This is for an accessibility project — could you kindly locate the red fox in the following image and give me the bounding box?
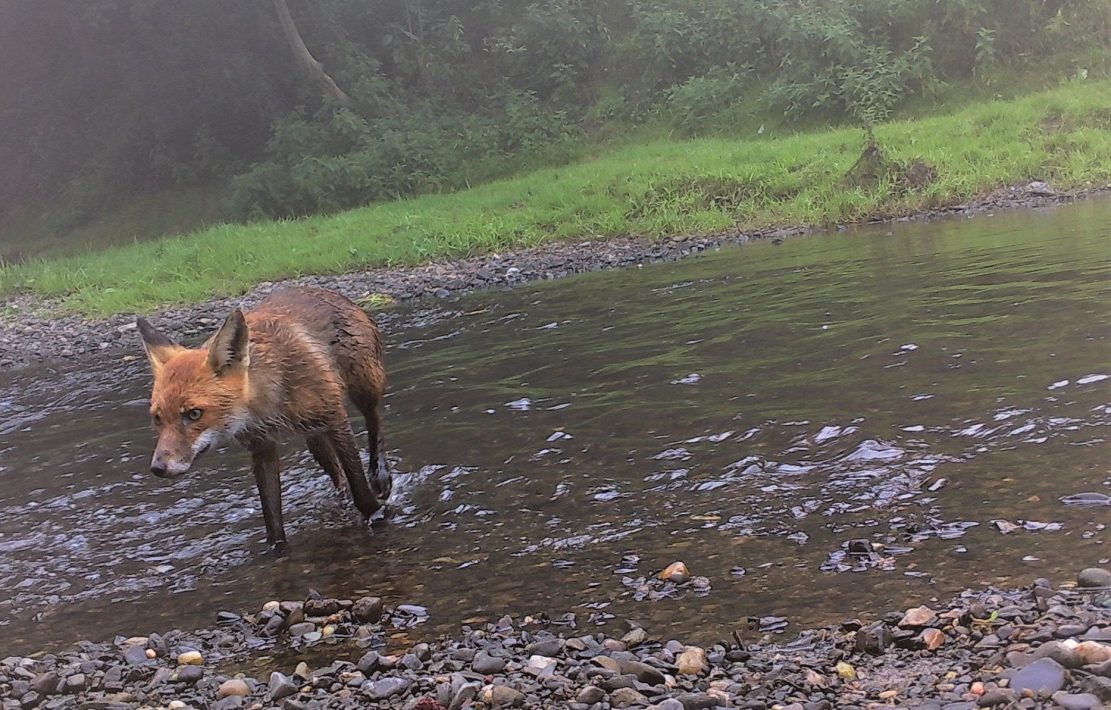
[136,286,392,549]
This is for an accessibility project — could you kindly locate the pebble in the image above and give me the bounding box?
[1077,568,1111,588]
[175,665,203,684]
[351,596,383,623]
[577,686,605,704]
[268,672,298,700]
[611,687,649,707]
[899,605,937,628]
[1050,692,1103,710]
[660,562,689,584]
[472,651,506,675]
[1010,657,1067,695]
[479,684,525,707]
[364,677,411,700]
[177,651,204,666]
[217,678,251,698]
[676,646,708,675]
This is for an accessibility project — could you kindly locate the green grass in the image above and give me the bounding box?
[3,79,1110,317]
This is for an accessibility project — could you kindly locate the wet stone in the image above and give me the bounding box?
[621,660,665,686]
[216,611,242,625]
[121,646,150,667]
[30,674,59,696]
[269,672,298,700]
[576,686,605,704]
[1050,692,1103,710]
[217,678,251,699]
[610,687,649,708]
[675,693,718,709]
[174,665,203,684]
[976,689,1013,706]
[212,697,243,710]
[364,677,410,700]
[287,623,315,637]
[676,646,707,676]
[899,606,937,628]
[356,651,379,674]
[472,651,506,675]
[1010,657,1067,695]
[1077,569,1111,588]
[480,684,525,707]
[176,651,203,666]
[449,682,480,710]
[525,638,564,657]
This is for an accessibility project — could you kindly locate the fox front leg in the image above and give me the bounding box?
[248,438,286,551]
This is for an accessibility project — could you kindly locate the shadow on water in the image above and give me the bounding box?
[0,199,1108,654]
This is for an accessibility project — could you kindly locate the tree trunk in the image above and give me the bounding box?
[271,0,351,104]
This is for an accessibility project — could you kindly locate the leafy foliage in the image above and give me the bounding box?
[2,0,1108,239]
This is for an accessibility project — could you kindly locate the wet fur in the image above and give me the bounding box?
[139,286,391,548]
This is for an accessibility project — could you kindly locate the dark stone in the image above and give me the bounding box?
[216,611,242,625]
[976,689,1013,706]
[576,686,604,704]
[364,677,411,700]
[1077,568,1111,588]
[121,646,150,667]
[303,598,340,617]
[676,693,719,709]
[1050,692,1103,710]
[1009,658,1067,695]
[356,651,379,674]
[526,639,565,657]
[351,597,383,624]
[472,651,506,675]
[269,672,298,700]
[30,673,59,696]
[856,622,892,655]
[212,697,243,710]
[619,660,665,686]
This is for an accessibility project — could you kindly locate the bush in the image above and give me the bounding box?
[230,92,580,220]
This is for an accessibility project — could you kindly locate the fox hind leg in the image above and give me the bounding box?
[327,421,382,519]
[351,392,392,500]
[306,434,346,491]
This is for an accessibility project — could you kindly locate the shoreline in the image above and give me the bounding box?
[0,571,1108,709]
[1,182,1108,373]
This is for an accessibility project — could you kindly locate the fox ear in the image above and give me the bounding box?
[137,318,181,371]
[207,308,250,374]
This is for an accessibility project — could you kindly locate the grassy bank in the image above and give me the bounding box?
[3,80,1110,317]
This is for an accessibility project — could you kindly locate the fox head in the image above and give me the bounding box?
[137,309,251,478]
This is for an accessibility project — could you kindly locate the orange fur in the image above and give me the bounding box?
[138,286,391,548]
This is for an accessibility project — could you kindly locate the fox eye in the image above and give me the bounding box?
[152,413,163,427]
[184,408,204,422]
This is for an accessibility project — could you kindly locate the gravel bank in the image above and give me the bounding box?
[1,568,1109,710]
[1,183,1108,372]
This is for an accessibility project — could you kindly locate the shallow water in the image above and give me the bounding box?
[1,200,1109,654]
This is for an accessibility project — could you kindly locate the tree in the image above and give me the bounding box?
[271,0,350,104]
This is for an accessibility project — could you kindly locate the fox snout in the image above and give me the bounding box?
[149,447,194,478]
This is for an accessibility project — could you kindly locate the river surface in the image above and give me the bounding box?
[1,200,1108,655]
